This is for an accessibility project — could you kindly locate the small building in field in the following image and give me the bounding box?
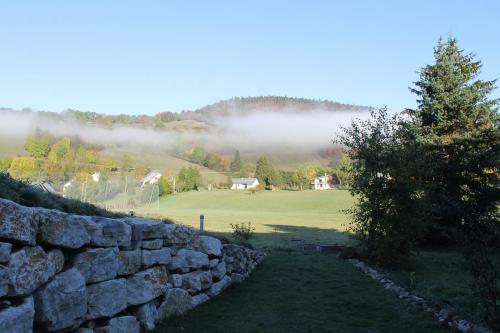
[231,177,259,190]
[141,170,162,187]
[312,174,338,190]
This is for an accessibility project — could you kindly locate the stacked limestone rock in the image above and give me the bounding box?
[0,198,264,333]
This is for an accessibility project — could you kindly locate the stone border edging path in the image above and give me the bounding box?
[349,259,492,333]
[288,239,493,333]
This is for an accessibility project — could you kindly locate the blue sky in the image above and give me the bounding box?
[0,1,499,115]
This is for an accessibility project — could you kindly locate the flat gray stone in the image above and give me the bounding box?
[117,249,142,276]
[141,239,163,250]
[157,288,192,320]
[132,301,158,331]
[178,270,212,295]
[8,246,64,296]
[95,316,140,333]
[0,295,34,333]
[36,209,91,248]
[211,261,226,281]
[191,293,210,307]
[142,248,172,267]
[72,247,120,283]
[90,217,132,248]
[125,218,165,240]
[169,249,209,272]
[199,236,222,257]
[207,275,231,297]
[87,279,127,320]
[209,258,219,268]
[163,224,199,248]
[0,198,38,245]
[0,242,12,263]
[126,266,169,306]
[169,274,183,288]
[33,268,87,331]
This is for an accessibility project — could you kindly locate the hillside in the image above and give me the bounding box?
[0,96,368,191]
[0,96,369,128]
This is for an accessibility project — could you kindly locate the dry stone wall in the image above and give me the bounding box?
[0,198,264,333]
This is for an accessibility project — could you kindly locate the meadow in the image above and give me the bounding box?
[138,189,355,247]
[139,189,471,332]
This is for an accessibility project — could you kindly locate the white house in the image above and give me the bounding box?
[312,174,332,190]
[141,170,162,187]
[231,177,259,190]
[91,172,100,182]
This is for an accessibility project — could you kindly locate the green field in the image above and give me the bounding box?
[139,189,355,247]
[141,189,485,332]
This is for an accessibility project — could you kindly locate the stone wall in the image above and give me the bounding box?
[0,198,264,333]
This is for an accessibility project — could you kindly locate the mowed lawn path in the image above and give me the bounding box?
[155,249,446,333]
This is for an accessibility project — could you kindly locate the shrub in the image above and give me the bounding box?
[230,222,255,243]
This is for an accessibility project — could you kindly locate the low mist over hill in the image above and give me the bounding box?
[0,96,371,169]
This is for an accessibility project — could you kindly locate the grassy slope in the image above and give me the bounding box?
[139,189,355,247]
[156,249,446,333]
[104,149,229,185]
[0,135,25,158]
[0,173,118,217]
[226,151,332,171]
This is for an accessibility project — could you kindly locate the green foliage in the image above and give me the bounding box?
[255,156,276,187]
[48,137,71,162]
[24,135,50,158]
[229,222,255,243]
[189,146,206,165]
[176,166,202,192]
[203,152,228,172]
[333,155,354,189]
[0,158,12,172]
[339,108,425,266]
[295,165,317,190]
[340,37,500,326]
[8,157,41,181]
[230,150,243,175]
[407,37,500,327]
[158,176,173,196]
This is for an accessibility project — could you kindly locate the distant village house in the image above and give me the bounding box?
[231,177,259,190]
[312,174,338,190]
[141,170,162,187]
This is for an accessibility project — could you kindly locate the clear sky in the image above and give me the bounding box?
[1,1,499,115]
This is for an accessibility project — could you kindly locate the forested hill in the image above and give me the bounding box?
[184,96,370,120]
[1,96,370,128]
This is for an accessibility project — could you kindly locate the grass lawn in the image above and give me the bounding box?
[381,249,500,326]
[155,249,447,333]
[138,189,355,247]
[130,189,486,332]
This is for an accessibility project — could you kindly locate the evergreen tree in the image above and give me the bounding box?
[230,150,242,174]
[254,156,274,187]
[408,37,499,235]
[409,37,500,326]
